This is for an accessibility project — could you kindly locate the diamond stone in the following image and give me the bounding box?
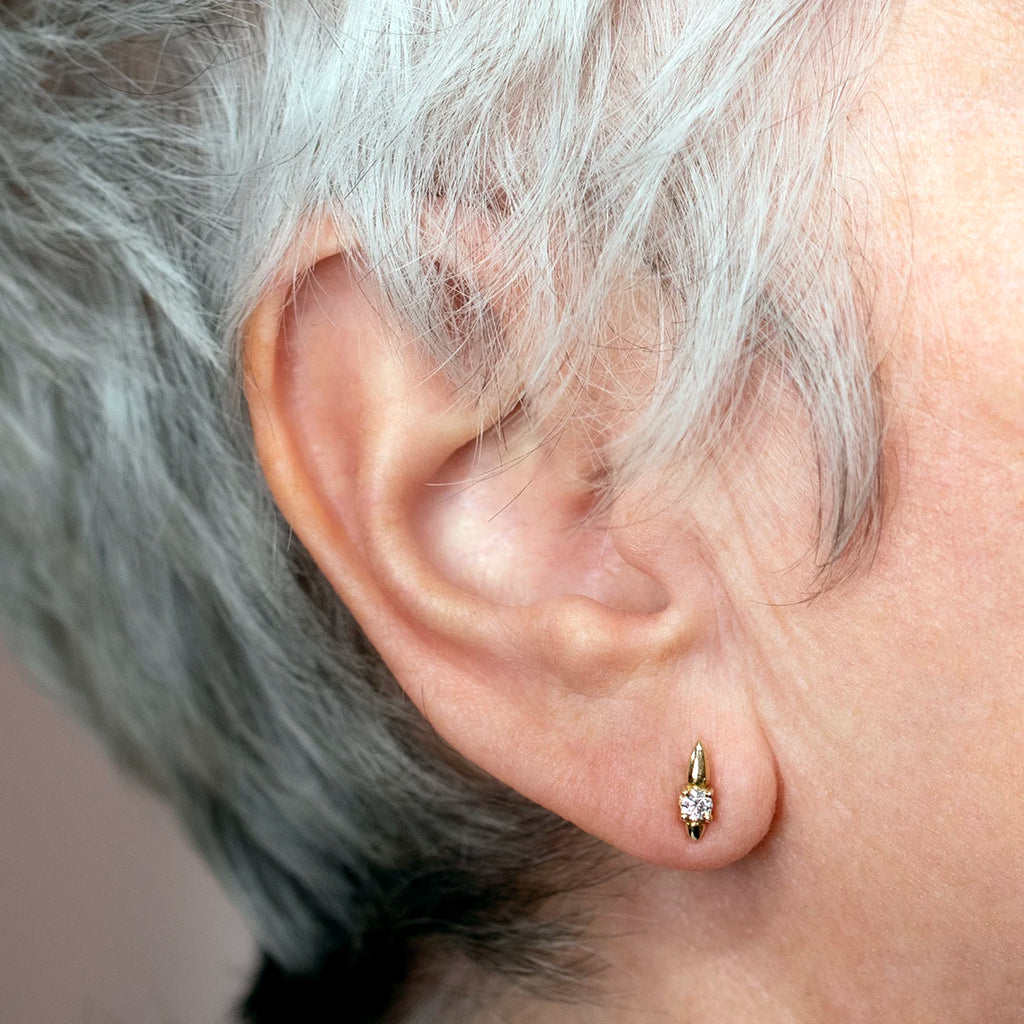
[679,786,714,822]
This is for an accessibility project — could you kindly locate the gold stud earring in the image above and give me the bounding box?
[679,740,714,841]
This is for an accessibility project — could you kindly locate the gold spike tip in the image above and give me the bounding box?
[688,740,707,786]
[687,821,705,842]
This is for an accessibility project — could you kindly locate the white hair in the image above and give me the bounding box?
[0,0,890,1019]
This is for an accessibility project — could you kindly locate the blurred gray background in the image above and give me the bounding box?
[0,648,255,1024]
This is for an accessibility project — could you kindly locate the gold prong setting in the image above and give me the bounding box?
[679,740,714,842]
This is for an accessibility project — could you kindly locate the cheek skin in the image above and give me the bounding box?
[743,0,1024,981]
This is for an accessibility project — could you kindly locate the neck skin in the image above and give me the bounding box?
[490,2,1024,1020]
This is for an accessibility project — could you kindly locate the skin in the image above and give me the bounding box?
[245,0,1024,1019]
[515,2,1024,1020]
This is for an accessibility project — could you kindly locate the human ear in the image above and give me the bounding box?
[244,219,777,871]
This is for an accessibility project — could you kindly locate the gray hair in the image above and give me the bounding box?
[0,0,890,1018]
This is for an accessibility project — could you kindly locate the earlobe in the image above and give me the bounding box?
[244,218,778,872]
